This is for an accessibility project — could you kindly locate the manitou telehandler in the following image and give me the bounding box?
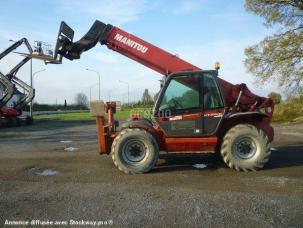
[38,20,274,173]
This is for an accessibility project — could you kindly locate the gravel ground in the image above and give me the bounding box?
[0,120,302,227]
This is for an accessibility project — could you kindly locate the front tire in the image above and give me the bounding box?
[111,128,159,174]
[220,124,271,171]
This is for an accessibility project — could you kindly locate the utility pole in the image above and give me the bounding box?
[108,88,115,102]
[32,69,46,87]
[89,84,98,103]
[31,68,46,116]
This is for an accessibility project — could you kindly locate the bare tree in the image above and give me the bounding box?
[74,93,88,108]
[141,89,153,105]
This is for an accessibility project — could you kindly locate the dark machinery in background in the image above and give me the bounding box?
[0,38,54,127]
[0,22,75,127]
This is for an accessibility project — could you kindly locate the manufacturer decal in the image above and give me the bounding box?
[114,34,148,54]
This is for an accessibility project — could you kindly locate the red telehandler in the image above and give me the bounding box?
[46,20,274,173]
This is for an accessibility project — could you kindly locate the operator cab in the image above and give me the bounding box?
[153,70,225,137]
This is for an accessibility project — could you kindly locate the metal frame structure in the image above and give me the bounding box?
[0,38,42,126]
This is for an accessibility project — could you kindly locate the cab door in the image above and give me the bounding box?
[202,72,225,135]
[154,73,204,137]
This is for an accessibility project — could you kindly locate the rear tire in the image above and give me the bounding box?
[220,124,271,171]
[111,128,159,174]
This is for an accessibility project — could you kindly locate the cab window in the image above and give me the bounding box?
[159,75,200,113]
[203,73,224,110]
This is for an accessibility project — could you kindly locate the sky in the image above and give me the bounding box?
[0,0,278,105]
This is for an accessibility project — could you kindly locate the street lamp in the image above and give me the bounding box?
[30,69,46,117]
[119,80,129,106]
[86,68,101,100]
[89,84,99,103]
[108,88,116,102]
[32,69,46,87]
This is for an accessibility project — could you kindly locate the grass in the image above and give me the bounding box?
[34,108,153,121]
[35,101,303,124]
[34,112,92,121]
[272,96,303,123]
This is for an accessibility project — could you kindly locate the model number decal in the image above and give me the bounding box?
[169,116,182,121]
[204,113,223,117]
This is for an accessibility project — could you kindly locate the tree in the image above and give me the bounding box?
[268,91,282,104]
[244,0,303,93]
[74,93,88,108]
[141,89,153,105]
[64,99,67,109]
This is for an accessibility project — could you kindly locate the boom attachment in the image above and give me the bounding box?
[55,21,111,61]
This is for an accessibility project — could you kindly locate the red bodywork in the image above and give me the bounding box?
[0,108,31,127]
[96,106,274,154]
[1,108,20,117]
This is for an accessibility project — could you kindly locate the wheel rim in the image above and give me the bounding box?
[122,139,148,165]
[232,137,257,160]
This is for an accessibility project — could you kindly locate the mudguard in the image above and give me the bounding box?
[218,111,274,142]
[226,111,269,119]
[119,119,153,131]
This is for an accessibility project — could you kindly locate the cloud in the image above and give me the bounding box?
[58,0,147,25]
